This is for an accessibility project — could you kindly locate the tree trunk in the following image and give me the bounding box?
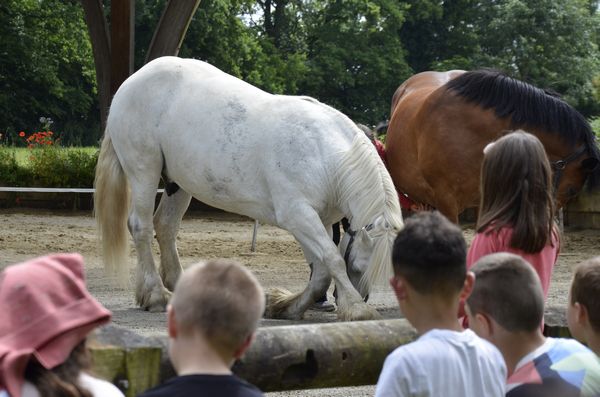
[80,0,111,133]
[81,0,201,132]
[145,0,202,63]
[110,0,135,96]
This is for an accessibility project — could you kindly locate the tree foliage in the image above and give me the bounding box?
[299,0,412,123]
[2,0,600,145]
[474,0,600,115]
[0,0,98,145]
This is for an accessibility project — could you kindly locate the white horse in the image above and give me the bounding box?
[94,56,403,321]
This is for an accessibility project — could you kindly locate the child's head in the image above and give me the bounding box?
[391,211,467,298]
[0,254,111,397]
[478,130,555,253]
[169,259,265,358]
[466,253,544,339]
[568,256,600,341]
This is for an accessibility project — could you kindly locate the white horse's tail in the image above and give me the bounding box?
[94,134,130,285]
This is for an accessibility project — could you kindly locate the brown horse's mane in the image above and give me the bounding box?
[445,69,600,190]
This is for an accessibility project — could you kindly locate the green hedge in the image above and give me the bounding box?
[0,147,98,187]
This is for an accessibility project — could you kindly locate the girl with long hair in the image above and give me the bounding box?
[467,130,560,300]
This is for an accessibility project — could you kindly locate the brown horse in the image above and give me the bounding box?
[385,69,600,222]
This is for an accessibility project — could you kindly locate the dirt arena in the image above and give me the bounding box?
[1,208,598,396]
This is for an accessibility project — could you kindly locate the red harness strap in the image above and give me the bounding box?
[374,139,432,212]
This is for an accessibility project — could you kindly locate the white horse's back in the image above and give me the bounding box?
[107,56,356,223]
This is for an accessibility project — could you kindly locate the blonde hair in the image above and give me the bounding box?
[171,259,265,354]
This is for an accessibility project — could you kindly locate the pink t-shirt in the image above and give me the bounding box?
[467,226,560,298]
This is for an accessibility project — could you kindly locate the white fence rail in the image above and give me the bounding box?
[0,187,261,249]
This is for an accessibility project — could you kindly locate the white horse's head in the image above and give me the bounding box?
[339,215,398,300]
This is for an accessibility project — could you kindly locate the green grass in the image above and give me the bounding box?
[7,147,98,166]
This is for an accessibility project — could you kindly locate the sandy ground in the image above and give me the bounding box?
[0,209,598,396]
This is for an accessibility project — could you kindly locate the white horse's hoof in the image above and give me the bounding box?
[136,286,171,312]
[337,302,381,321]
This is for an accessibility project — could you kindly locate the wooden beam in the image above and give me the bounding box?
[90,307,573,392]
[145,0,201,63]
[110,0,135,95]
[80,0,111,130]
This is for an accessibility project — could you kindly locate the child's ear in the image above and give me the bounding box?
[574,302,589,326]
[233,333,255,360]
[472,311,494,340]
[460,272,476,301]
[167,304,178,338]
[390,275,408,300]
[476,313,493,337]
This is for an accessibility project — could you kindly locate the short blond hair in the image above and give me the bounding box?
[171,259,265,353]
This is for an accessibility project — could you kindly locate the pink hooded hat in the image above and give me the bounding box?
[0,253,111,397]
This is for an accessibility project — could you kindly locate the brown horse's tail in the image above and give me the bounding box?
[94,134,130,286]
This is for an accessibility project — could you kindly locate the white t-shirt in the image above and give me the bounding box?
[375,328,507,397]
[0,372,124,397]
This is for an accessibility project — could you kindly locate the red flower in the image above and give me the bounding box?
[19,131,25,137]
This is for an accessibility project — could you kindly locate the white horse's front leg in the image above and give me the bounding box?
[128,189,171,312]
[268,207,380,321]
[321,249,381,321]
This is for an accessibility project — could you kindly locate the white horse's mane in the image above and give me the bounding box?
[335,132,403,289]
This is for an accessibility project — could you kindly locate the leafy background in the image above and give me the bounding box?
[1,0,600,146]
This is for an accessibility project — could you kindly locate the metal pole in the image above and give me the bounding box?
[251,219,259,252]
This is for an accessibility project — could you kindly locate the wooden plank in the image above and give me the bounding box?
[565,189,600,229]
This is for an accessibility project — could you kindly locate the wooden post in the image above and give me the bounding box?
[82,0,200,130]
[80,0,111,131]
[110,0,135,96]
[145,0,202,63]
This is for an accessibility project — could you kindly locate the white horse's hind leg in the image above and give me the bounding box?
[153,188,192,290]
[128,183,171,312]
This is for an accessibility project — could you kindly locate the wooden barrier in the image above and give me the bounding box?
[87,305,575,394]
[88,326,165,397]
[565,189,600,229]
[0,188,218,211]
[89,319,417,394]
[233,319,416,391]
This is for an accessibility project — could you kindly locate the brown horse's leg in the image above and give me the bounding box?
[433,200,460,224]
